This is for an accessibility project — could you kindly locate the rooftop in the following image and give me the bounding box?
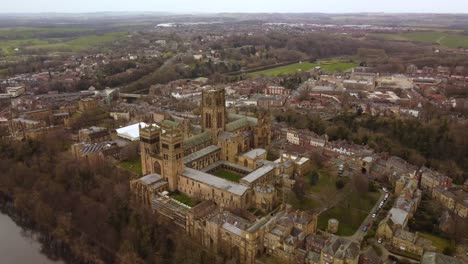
[241,148,266,159]
[389,207,409,226]
[183,131,212,150]
[116,122,157,141]
[138,173,163,185]
[184,145,220,165]
[421,252,463,264]
[241,164,276,184]
[181,167,249,196]
[274,153,309,165]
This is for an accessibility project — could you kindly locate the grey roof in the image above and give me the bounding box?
[218,131,236,141]
[79,142,108,154]
[389,208,409,226]
[227,112,258,125]
[225,117,250,132]
[181,167,248,196]
[184,145,220,165]
[311,86,336,92]
[323,236,360,260]
[421,252,463,264]
[241,148,266,159]
[12,118,40,125]
[183,131,212,150]
[222,222,244,236]
[151,180,168,190]
[395,229,415,242]
[241,164,275,184]
[138,173,163,185]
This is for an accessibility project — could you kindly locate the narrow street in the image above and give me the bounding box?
[347,190,386,242]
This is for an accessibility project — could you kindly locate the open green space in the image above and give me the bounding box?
[249,60,357,77]
[0,31,127,56]
[213,169,243,182]
[171,192,199,207]
[373,32,468,48]
[417,232,450,253]
[317,190,380,236]
[306,169,336,193]
[120,158,142,176]
[0,27,92,38]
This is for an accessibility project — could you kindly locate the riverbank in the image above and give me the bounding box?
[0,192,86,264]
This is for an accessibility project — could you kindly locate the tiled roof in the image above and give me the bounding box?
[225,117,249,132]
[181,167,248,196]
[184,145,220,165]
[183,131,212,150]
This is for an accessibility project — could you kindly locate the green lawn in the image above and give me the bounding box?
[418,232,450,252]
[120,158,142,176]
[287,191,320,211]
[307,169,336,193]
[0,31,127,56]
[0,27,92,38]
[317,191,380,236]
[0,38,51,55]
[171,192,199,207]
[373,32,468,48]
[249,60,357,77]
[213,169,243,182]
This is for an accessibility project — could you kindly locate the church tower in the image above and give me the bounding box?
[254,110,271,147]
[160,124,184,192]
[201,88,226,142]
[139,124,161,175]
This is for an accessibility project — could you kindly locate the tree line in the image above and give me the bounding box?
[0,131,216,264]
[275,110,468,184]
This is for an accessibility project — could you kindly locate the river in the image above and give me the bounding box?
[0,212,64,264]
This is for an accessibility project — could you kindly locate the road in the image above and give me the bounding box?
[347,190,387,242]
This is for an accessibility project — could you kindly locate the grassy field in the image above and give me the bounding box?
[0,31,127,56]
[287,192,320,211]
[171,192,199,207]
[307,169,336,193]
[418,232,450,252]
[120,158,142,176]
[373,32,468,48]
[318,190,380,236]
[249,60,357,77]
[213,169,243,182]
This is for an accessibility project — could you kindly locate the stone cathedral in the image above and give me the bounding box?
[131,87,317,264]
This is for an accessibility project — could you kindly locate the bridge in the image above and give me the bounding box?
[119,93,146,99]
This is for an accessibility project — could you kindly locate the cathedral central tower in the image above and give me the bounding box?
[201,88,226,141]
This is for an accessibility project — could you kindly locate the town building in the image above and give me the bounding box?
[130,87,320,263]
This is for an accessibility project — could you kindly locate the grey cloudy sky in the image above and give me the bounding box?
[2,0,468,13]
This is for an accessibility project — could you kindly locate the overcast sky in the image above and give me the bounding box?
[2,0,468,13]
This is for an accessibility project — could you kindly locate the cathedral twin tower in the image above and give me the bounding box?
[140,88,228,192]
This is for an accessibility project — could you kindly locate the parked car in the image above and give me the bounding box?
[362,226,368,232]
[372,213,377,219]
[378,237,382,243]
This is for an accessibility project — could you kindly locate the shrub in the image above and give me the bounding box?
[335,179,345,189]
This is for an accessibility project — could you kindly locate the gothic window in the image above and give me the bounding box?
[205,113,212,128]
[217,112,223,128]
